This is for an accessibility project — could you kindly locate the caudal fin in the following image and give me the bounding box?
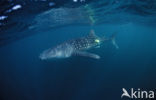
[110,33,119,49]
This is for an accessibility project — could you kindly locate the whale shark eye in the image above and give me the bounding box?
[95,39,100,43]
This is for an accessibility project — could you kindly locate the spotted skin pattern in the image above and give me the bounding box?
[68,34,100,51]
[39,30,116,60]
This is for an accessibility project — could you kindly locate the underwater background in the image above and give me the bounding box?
[0,0,156,100]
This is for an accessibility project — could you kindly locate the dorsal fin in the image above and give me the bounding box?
[88,30,96,37]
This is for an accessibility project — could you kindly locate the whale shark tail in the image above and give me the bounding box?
[110,32,119,49]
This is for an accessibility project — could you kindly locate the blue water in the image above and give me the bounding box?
[0,0,156,100]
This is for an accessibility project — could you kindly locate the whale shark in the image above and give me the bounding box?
[39,30,118,60]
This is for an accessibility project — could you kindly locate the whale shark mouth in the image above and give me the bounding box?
[39,43,75,60]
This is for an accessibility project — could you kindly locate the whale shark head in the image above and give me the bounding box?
[39,43,74,60]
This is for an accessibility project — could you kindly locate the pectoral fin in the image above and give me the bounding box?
[74,51,100,59]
